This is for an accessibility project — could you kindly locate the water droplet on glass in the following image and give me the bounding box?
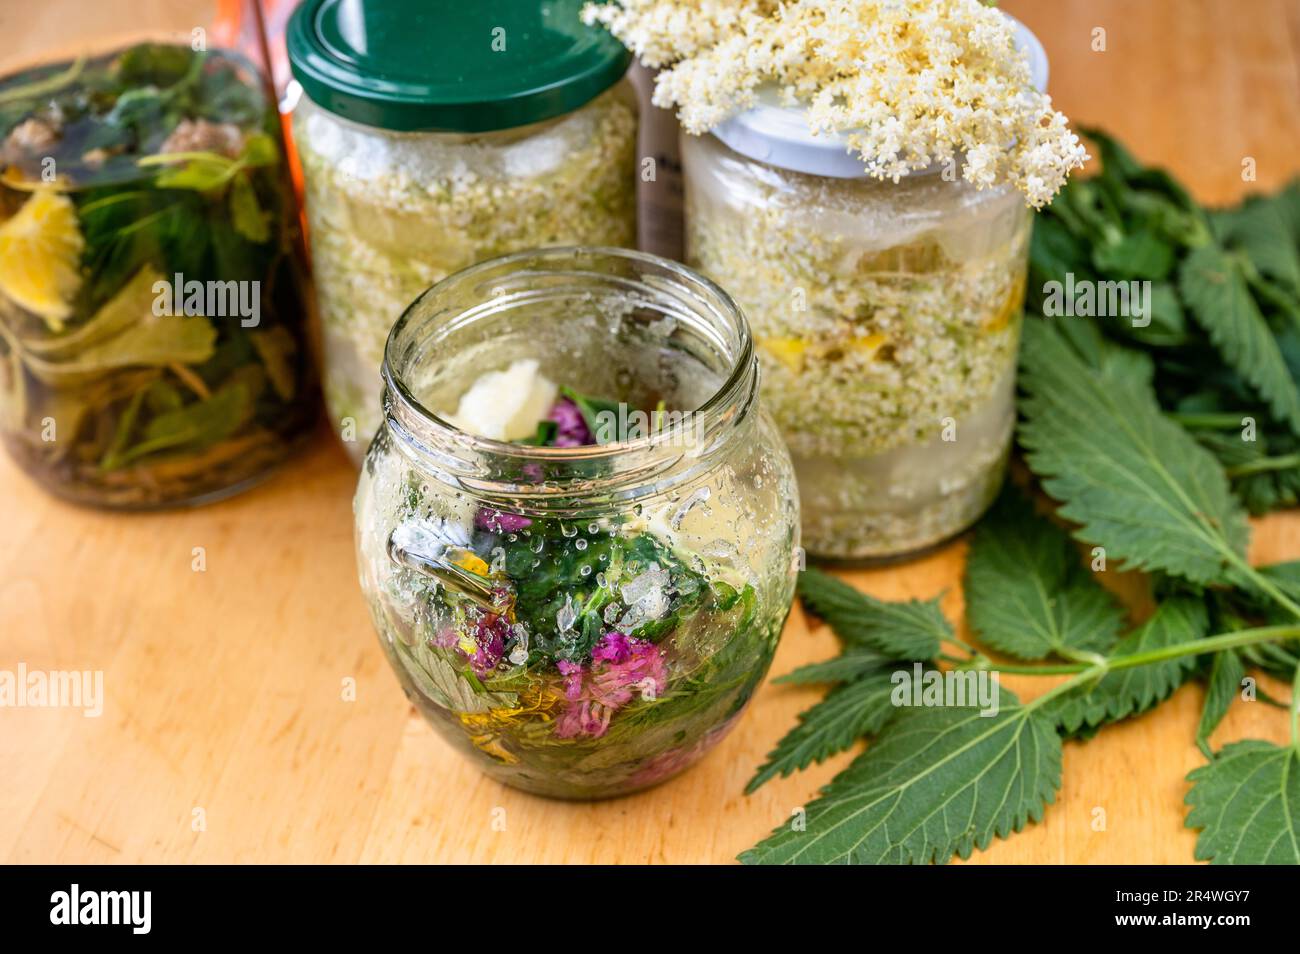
[703,538,738,560]
[575,538,588,551]
[670,486,712,530]
[556,595,577,633]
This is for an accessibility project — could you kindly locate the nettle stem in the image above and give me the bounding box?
[1226,453,1300,478]
[1108,625,1300,670]
[1291,664,1300,756]
[962,624,1300,679]
[1226,553,1300,621]
[1167,411,1253,430]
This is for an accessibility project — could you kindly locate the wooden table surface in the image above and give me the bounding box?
[3,0,1300,865]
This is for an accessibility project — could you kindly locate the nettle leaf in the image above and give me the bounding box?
[394,638,516,715]
[1195,650,1246,758]
[965,488,1124,660]
[1091,229,1176,282]
[773,646,890,685]
[740,693,1062,864]
[1211,196,1300,294]
[1185,740,1300,864]
[1260,559,1300,601]
[797,569,948,660]
[746,667,899,794]
[1179,244,1300,435]
[1042,596,1208,735]
[1019,319,1250,586]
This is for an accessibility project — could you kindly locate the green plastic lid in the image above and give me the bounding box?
[287,0,631,133]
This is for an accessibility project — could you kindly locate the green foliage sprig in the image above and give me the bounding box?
[742,132,1300,865]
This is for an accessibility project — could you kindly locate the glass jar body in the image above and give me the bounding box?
[0,7,318,508]
[293,82,639,464]
[353,249,798,799]
[683,133,1031,560]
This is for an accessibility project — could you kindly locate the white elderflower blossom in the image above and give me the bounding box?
[583,0,1087,207]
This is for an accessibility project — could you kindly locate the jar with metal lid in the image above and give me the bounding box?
[287,0,639,464]
[354,247,798,799]
[0,1,317,508]
[683,18,1046,560]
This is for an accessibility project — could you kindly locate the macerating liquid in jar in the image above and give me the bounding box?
[682,18,1048,560]
[354,248,799,798]
[0,13,317,508]
[288,0,639,464]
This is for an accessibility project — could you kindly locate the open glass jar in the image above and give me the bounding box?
[355,248,799,799]
[288,0,639,464]
[683,19,1045,560]
[0,2,317,508]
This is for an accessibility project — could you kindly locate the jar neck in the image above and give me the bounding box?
[381,247,759,518]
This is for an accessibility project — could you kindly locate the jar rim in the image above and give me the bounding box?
[379,247,759,507]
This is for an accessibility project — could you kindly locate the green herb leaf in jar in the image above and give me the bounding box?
[0,42,316,507]
[356,250,799,801]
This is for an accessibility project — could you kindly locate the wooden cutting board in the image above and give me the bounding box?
[2,0,1299,863]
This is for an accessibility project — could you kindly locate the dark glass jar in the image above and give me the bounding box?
[0,3,317,507]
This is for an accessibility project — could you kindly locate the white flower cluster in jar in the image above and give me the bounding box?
[584,0,1087,207]
[683,134,1030,558]
[293,86,638,457]
[685,145,1030,461]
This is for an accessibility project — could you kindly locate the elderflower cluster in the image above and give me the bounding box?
[582,0,1087,207]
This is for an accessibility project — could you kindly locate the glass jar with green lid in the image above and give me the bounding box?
[288,0,639,464]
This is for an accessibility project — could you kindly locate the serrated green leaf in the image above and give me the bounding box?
[1042,596,1207,734]
[1179,244,1300,434]
[740,694,1062,864]
[1185,740,1300,864]
[1196,650,1246,758]
[773,646,890,685]
[1019,319,1250,586]
[965,487,1124,661]
[1260,560,1300,601]
[797,569,948,660]
[1092,229,1176,281]
[1211,196,1300,294]
[393,638,516,714]
[746,667,900,794]
[1029,214,1091,290]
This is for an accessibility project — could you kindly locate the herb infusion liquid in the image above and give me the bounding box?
[683,17,1047,560]
[0,11,317,508]
[354,248,799,798]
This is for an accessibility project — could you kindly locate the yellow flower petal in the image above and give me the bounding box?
[0,190,84,331]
